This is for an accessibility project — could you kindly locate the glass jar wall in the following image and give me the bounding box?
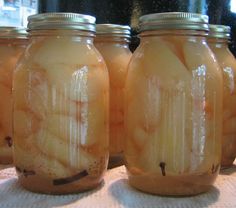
[208,25,236,168]
[0,27,28,165]
[12,13,109,194]
[124,13,223,196]
[95,24,132,168]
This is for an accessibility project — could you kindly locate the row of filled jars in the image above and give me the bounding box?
[0,12,235,196]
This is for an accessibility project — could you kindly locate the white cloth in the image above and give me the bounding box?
[0,164,236,208]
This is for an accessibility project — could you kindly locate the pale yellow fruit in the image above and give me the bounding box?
[183,39,222,172]
[141,37,191,84]
[35,129,99,170]
[125,38,222,176]
[95,42,131,88]
[14,110,42,139]
[13,36,109,186]
[33,38,102,67]
[14,144,73,179]
[161,36,186,66]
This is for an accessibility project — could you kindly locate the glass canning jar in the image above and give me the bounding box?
[0,27,28,165]
[124,12,223,196]
[12,13,109,194]
[94,24,132,168]
[208,25,236,168]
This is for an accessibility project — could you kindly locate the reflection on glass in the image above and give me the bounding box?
[231,0,236,13]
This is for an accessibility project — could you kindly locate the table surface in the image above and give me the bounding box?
[0,163,236,208]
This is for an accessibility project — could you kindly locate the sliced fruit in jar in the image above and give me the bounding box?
[142,38,191,85]
[14,110,42,138]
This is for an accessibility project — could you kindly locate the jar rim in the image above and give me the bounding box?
[208,24,231,39]
[27,12,96,33]
[96,24,131,38]
[139,12,209,32]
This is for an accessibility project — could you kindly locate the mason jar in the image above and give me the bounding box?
[208,25,236,168]
[124,12,223,196]
[94,24,132,168]
[13,13,109,194]
[0,27,28,165]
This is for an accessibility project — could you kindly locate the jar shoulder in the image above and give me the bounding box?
[21,37,105,67]
[95,43,132,60]
[211,47,236,70]
[14,37,109,89]
[129,37,220,76]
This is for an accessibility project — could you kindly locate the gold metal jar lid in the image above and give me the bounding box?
[208,24,231,39]
[28,12,96,32]
[0,27,28,39]
[139,12,209,32]
[96,24,131,38]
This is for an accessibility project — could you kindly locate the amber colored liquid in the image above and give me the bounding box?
[125,35,222,196]
[127,167,219,196]
[95,39,132,168]
[13,36,109,194]
[0,40,27,165]
[209,40,236,168]
[16,155,108,194]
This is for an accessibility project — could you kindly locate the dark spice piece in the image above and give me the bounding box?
[15,166,22,173]
[211,164,215,173]
[159,162,166,176]
[23,169,36,177]
[5,136,12,147]
[16,166,36,177]
[53,170,88,186]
